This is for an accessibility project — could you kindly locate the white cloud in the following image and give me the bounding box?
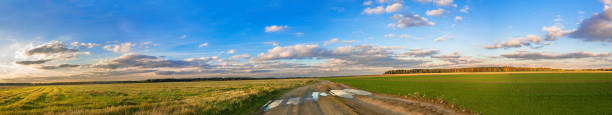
[264,25,289,32]
[363,6,385,14]
[568,2,612,42]
[434,36,455,42]
[179,34,187,39]
[414,0,455,7]
[199,43,208,48]
[460,5,469,13]
[388,13,435,28]
[542,25,575,41]
[26,41,78,56]
[426,8,446,16]
[103,42,134,53]
[20,41,90,61]
[391,14,404,20]
[226,49,235,54]
[257,44,428,67]
[385,3,403,13]
[184,56,219,62]
[324,38,354,46]
[455,16,463,22]
[385,33,412,39]
[384,33,397,38]
[363,1,373,5]
[92,53,210,69]
[70,42,98,49]
[230,54,251,59]
[604,0,612,9]
[435,0,455,6]
[484,35,544,49]
[399,34,411,39]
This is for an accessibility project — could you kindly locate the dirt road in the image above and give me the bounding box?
[261,81,470,115]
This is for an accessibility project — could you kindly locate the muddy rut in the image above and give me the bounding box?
[261,81,470,115]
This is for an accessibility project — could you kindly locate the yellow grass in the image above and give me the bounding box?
[0,79,313,114]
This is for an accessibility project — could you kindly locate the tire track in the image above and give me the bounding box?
[263,81,469,115]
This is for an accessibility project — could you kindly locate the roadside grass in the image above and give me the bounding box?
[323,73,612,115]
[0,79,314,114]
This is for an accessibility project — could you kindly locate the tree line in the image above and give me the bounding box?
[384,67,612,74]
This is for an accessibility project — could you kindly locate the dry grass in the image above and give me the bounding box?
[0,79,314,115]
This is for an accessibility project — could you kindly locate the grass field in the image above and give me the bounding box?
[323,73,612,115]
[0,79,313,114]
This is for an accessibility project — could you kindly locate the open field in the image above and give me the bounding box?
[323,72,612,115]
[0,79,313,114]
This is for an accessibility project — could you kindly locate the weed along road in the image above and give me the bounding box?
[261,81,469,115]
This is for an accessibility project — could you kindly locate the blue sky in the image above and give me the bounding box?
[0,0,610,82]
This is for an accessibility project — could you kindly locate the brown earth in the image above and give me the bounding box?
[261,81,471,115]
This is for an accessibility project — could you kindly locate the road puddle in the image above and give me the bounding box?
[329,89,371,99]
[287,97,301,105]
[264,99,284,111]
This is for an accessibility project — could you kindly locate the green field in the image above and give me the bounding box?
[0,79,312,114]
[324,73,612,115]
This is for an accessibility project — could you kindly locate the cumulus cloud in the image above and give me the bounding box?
[426,8,446,16]
[264,25,289,32]
[391,14,404,20]
[26,41,78,56]
[199,43,209,48]
[15,59,52,65]
[257,44,326,60]
[484,35,544,49]
[363,6,385,14]
[568,3,612,42]
[388,13,435,29]
[501,51,610,60]
[230,54,251,59]
[385,3,403,13]
[92,53,210,69]
[39,64,80,70]
[21,41,90,61]
[257,44,428,67]
[434,36,455,42]
[435,0,455,6]
[103,42,134,53]
[542,25,575,41]
[403,48,440,57]
[455,16,463,22]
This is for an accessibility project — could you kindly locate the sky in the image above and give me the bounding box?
[0,0,611,83]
